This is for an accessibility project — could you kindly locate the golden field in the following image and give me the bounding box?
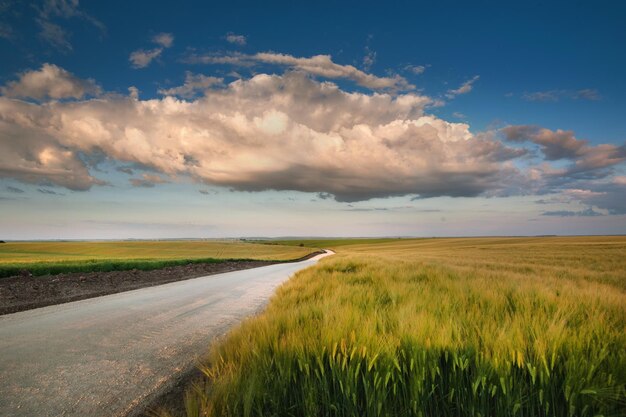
[170,236,626,417]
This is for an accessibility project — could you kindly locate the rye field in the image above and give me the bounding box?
[0,240,316,278]
[173,236,626,417]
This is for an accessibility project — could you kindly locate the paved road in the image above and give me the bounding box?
[0,251,332,417]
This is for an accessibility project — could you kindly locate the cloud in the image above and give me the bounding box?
[225,32,246,45]
[502,126,625,175]
[522,89,601,102]
[129,48,163,69]
[542,207,603,217]
[362,47,376,71]
[153,32,173,48]
[0,63,101,100]
[186,52,414,91]
[37,19,72,51]
[158,72,223,98]
[129,32,174,69]
[6,186,24,193]
[37,188,62,195]
[574,88,601,101]
[446,76,479,99]
[129,173,169,188]
[563,183,626,215]
[116,166,134,175]
[404,65,426,75]
[35,0,105,52]
[0,68,531,201]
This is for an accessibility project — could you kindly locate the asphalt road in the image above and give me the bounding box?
[0,251,332,417]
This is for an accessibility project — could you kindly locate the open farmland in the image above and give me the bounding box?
[0,240,317,278]
[170,236,626,417]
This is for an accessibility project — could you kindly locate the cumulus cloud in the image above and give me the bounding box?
[225,32,246,45]
[446,76,479,99]
[502,125,625,174]
[502,126,625,214]
[158,72,223,98]
[1,63,622,208]
[186,52,414,91]
[0,68,531,201]
[0,63,101,100]
[129,32,174,68]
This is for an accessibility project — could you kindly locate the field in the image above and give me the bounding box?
[169,236,626,417]
[0,240,316,278]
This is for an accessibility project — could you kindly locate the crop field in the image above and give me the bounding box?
[172,236,626,417]
[0,240,316,278]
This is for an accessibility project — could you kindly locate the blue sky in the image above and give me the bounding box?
[0,0,625,239]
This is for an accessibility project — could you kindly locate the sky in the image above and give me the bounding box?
[0,0,625,239]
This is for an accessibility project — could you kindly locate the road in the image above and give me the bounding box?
[0,251,332,417]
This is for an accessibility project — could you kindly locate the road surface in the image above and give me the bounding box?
[0,251,332,417]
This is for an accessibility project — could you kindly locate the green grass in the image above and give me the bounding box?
[164,236,626,417]
[0,240,317,278]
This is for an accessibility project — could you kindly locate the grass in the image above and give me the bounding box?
[0,240,317,278]
[162,236,626,417]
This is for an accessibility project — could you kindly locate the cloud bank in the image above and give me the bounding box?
[0,62,623,211]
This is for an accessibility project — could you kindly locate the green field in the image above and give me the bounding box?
[0,240,317,278]
[170,236,626,417]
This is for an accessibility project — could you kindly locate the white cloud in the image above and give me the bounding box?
[446,75,479,98]
[0,69,526,201]
[129,32,174,69]
[129,48,163,69]
[186,52,414,91]
[225,32,246,45]
[3,64,621,207]
[0,63,101,100]
[405,65,426,75]
[153,32,174,48]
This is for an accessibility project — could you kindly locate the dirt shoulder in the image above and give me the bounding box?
[0,252,323,316]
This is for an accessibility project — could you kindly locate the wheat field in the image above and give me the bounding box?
[0,240,316,277]
[169,236,626,417]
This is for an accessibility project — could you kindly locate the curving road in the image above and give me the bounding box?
[0,251,332,417]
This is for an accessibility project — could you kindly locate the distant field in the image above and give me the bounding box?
[0,241,316,278]
[175,236,626,417]
[259,238,403,249]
